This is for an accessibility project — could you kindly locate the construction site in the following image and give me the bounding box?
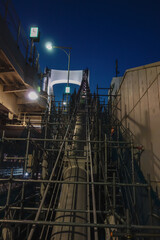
[0,0,160,239]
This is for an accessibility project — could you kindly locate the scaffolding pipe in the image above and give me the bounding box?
[0,178,150,187]
[27,111,75,240]
[1,219,160,230]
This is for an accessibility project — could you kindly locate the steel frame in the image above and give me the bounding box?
[0,82,160,240]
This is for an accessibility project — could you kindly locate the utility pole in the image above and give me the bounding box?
[115,59,120,77]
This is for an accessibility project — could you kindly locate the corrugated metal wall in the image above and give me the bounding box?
[115,62,160,194]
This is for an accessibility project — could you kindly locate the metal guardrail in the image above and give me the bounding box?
[0,167,23,176]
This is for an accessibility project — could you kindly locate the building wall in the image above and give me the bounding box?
[115,62,160,194]
[110,77,123,95]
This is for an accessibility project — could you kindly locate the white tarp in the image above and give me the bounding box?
[49,69,83,87]
[43,69,89,95]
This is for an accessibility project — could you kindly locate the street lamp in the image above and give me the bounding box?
[28,91,38,100]
[28,90,52,118]
[28,91,51,105]
[45,42,53,51]
[45,42,71,106]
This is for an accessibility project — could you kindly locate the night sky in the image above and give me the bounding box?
[12,0,160,98]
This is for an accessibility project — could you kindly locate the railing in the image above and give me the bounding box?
[0,0,40,70]
[0,167,23,177]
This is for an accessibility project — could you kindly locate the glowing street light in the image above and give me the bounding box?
[45,42,53,51]
[28,91,38,100]
[28,91,49,102]
[28,91,51,111]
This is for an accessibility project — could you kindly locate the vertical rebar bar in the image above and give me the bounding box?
[0,130,5,163]
[131,138,136,206]
[113,172,116,213]
[126,209,131,238]
[147,174,153,225]
[86,124,91,240]
[6,168,13,207]
[24,129,30,174]
[41,108,49,198]
[88,129,98,240]
[98,118,101,210]
[104,134,108,212]
[104,134,108,183]
[18,129,30,238]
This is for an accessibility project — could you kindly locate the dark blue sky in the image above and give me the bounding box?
[12,0,160,94]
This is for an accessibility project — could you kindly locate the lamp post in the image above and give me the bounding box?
[45,42,72,107]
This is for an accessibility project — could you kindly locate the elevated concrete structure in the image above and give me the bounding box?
[0,0,46,129]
